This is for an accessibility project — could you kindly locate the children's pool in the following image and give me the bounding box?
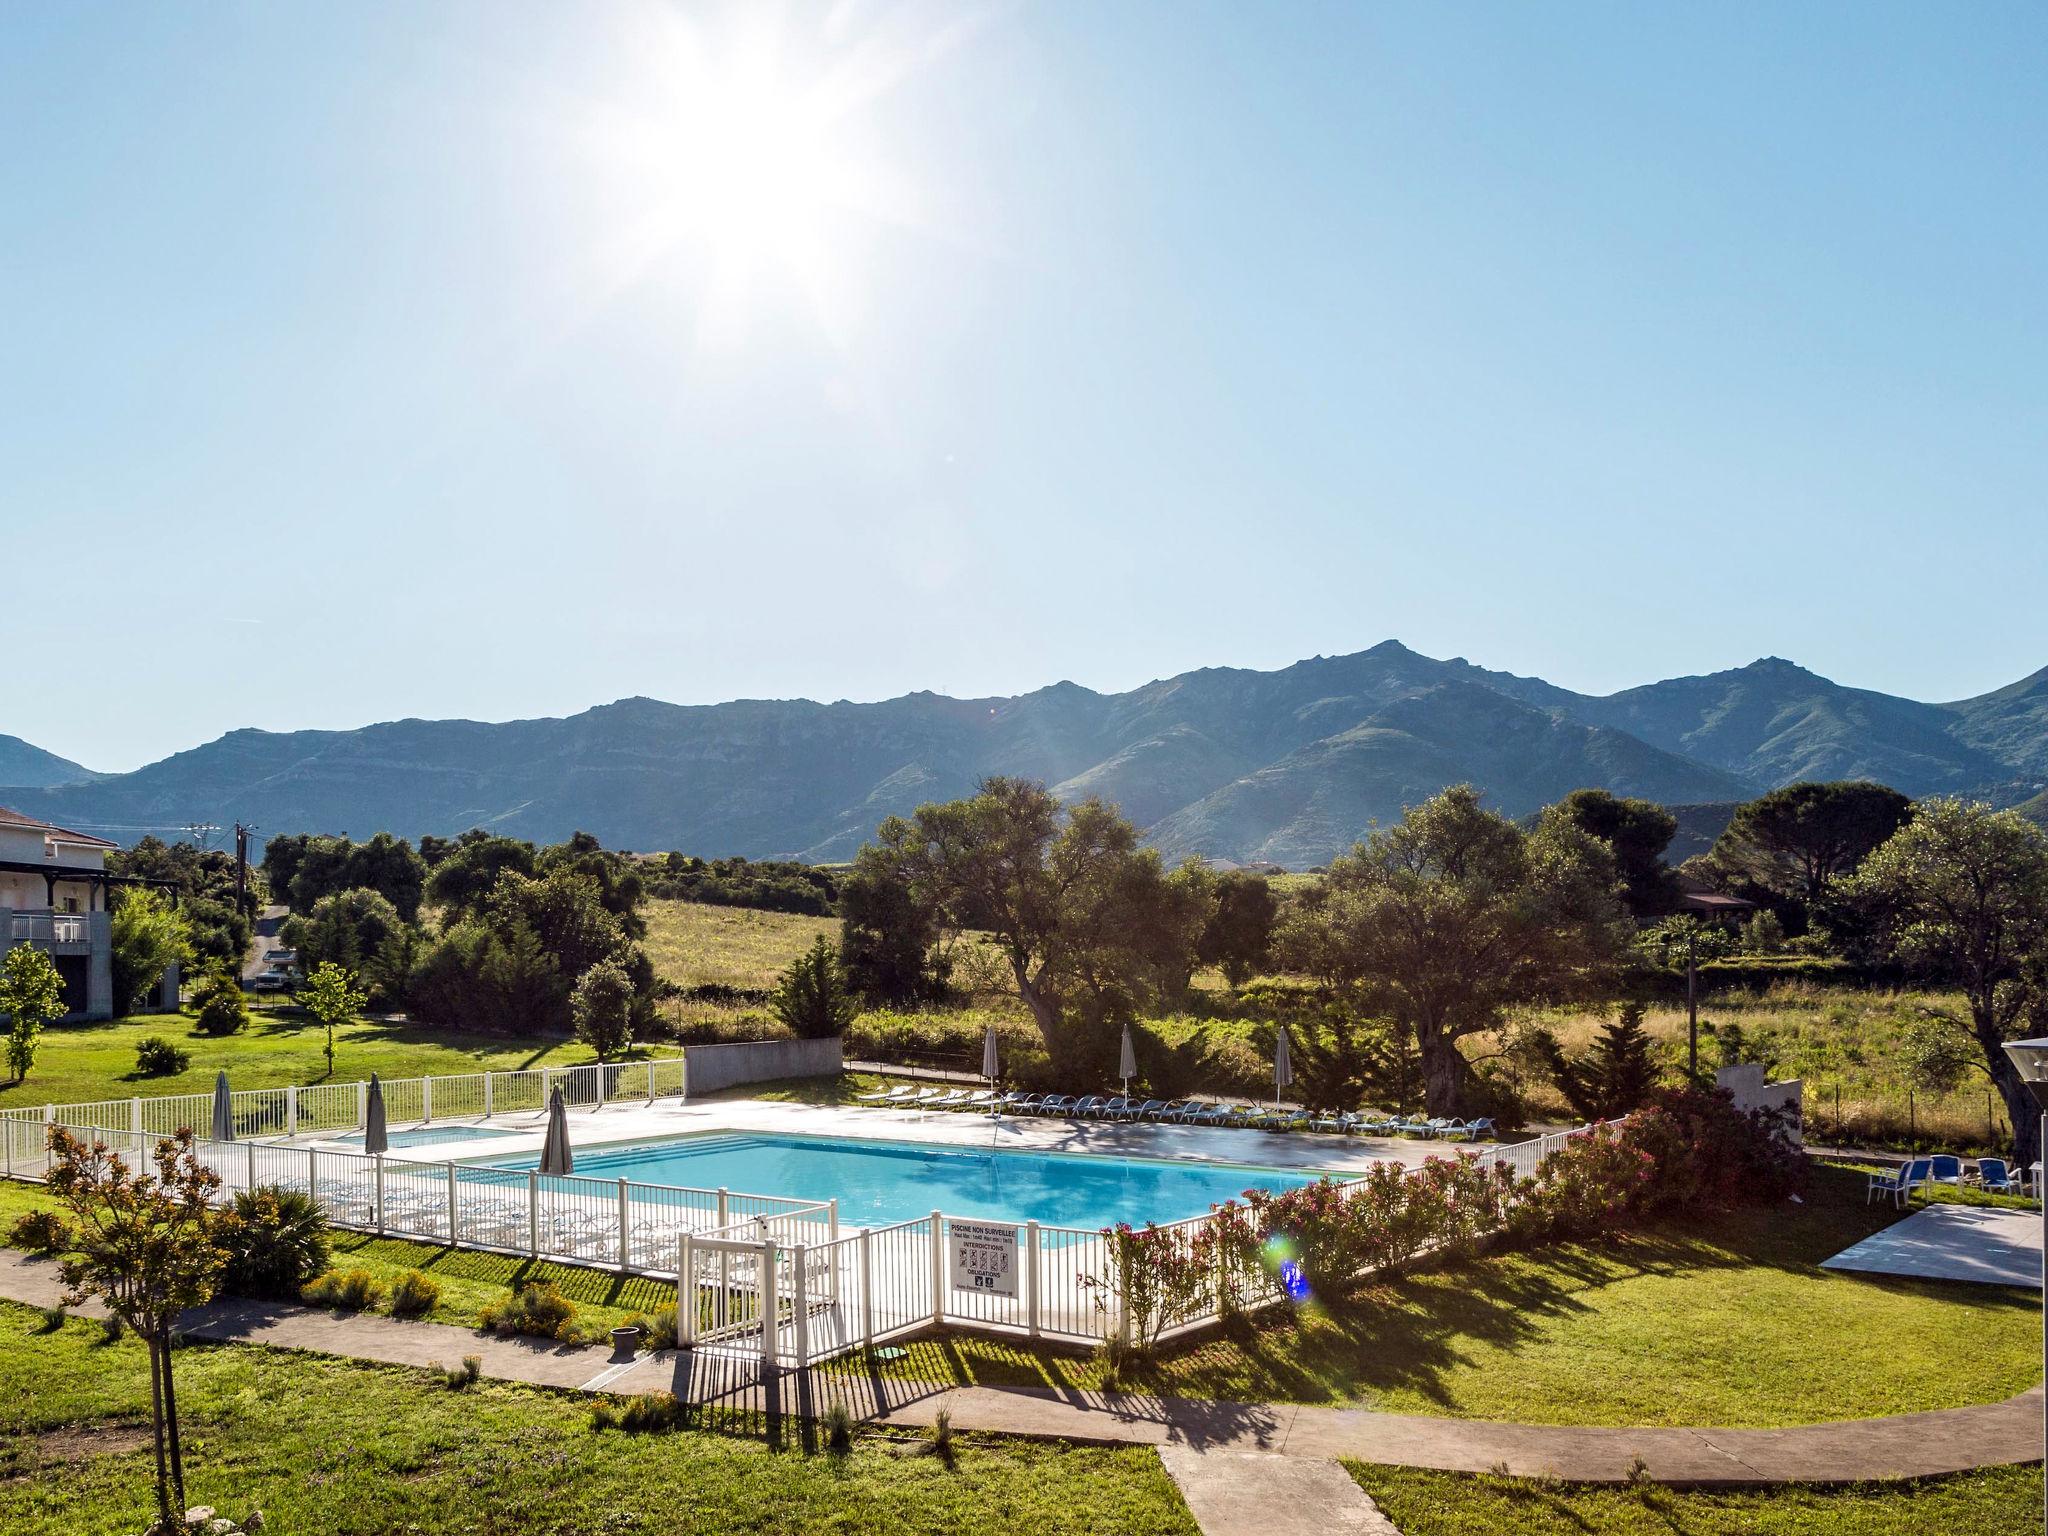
[337,1124,522,1149]
[489,1132,1330,1230]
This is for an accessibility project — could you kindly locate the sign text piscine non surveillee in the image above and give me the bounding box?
[949,1218,1019,1297]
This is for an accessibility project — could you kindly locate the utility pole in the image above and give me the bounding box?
[233,823,255,912]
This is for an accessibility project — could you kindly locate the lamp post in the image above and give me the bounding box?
[1998,1036,2048,1536]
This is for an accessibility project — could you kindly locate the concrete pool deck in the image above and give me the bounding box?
[1821,1203,2042,1288]
[302,1095,1485,1179]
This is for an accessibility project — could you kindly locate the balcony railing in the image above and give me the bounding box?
[8,914,87,945]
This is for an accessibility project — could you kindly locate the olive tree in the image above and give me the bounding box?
[1279,786,1629,1115]
[1839,798,2048,1166]
[0,942,64,1082]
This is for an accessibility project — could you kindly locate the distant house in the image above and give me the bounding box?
[1673,870,1756,924]
[0,807,179,1020]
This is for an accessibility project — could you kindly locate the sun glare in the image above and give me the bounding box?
[576,2,952,349]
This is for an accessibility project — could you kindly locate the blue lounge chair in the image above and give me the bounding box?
[1037,1095,1074,1116]
[1187,1103,1231,1127]
[1976,1158,2022,1193]
[1155,1100,1196,1122]
[1099,1096,1137,1121]
[1928,1154,1966,1188]
[1453,1118,1496,1143]
[1134,1099,1169,1121]
[1071,1095,1110,1118]
[1867,1158,1932,1208]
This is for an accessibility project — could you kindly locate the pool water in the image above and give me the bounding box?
[337,1124,522,1149]
[492,1132,1330,1230]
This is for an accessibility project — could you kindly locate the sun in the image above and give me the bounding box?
[573,2,945,348]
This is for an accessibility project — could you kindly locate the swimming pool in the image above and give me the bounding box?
[489,1132,1330,1229]
[336,1124,522,1149]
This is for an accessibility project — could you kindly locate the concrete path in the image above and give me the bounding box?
[1822,1203,2042,1287]
[5,1251,2040,1489]
[1157,1446,1401,1536]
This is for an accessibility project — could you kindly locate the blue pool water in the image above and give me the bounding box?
[491,1132,1329,1229]
[337,1124,521,1149]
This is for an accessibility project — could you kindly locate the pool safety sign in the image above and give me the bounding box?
[948,1219,1019,1297]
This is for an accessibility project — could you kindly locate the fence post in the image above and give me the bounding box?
[308,1147,318,1205]
[447,1162,460,1245]
[541,1067,552,1106]
[647,1062,656,1105]
[374,1155,386,1236]
[130,1097,142,1136]
[246,1141,256,1192]
[618,1178,632,1270]
[422,1077,433,1125]
[717,1187,729,1228]
[760,1240,779,1369]
[287,1087,298,1139]
[930,1211,945,1325]
[483,1072,494,1119]
[858,1229,874,1344]
[357,1082,367,1131]
[677,1231,696,1347]
[826,1199,841,1302]
[597,1065,608,1110]
[1025,1221,1040,1337]
[792,1243,811,1366]
[527,1171,540,1257]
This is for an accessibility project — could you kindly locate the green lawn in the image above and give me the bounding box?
[0,1302,1197,1536]
[1348,1464,2042,1536]
[841,1165,2041,1427]
[0,1009,618,1110]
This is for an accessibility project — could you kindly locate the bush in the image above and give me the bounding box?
[132,1035,191,1078]
[770,937,858,1039]
[302,1269,386,1312]
[9,1209,73,1255]
[191,963,250,1037]
[593,1392,682,1433]
[620,1309,679,1352]
[434,1354,483,1390]
[477,1279,577,1341]
[389,1269,441,1319]
[220,1187,332,1298]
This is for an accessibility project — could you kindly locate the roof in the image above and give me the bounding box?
[0,806,118,849]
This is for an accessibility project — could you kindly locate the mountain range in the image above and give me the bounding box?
[6,643,2045,868]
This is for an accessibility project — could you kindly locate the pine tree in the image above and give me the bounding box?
[771,937,858,1040]
[1537,1002,1660,1121]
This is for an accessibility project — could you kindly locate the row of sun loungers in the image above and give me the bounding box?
[852,1084,1495,1140]
[1865,1154,2026,1207]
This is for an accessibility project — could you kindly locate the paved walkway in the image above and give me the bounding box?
[5,1250,2040,1490]
[1157,1447,1400,1536]
[1822,1203,2042,1287]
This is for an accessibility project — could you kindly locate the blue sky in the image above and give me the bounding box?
[4,2,2043,772]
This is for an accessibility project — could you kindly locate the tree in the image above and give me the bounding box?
[1706,781,1913,917]
[1544,789,1679,920]
[0,943,64,1082]
[112,838,252,968]
[1198,870,1279,987]
[190,963,249,1038]
[770,936,859,1039]
[283,887,410,1007]
[856,779,1197,1056]
[424,833,539,920]
[110,889,193,1016]
[299,962,367,1079]
[1278,785,1628,1115]
[46,1126,229,1531]
[1839,798,2048,1167]
[341,832,428,923]
[537,832,648,939]
[1536,1002,1661,1120]
[839,853,949,1003]
[572,957,635,1061]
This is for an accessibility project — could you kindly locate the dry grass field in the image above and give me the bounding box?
[640,900,839,991]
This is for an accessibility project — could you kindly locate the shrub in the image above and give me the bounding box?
[822,1401,854,1454]
[35,1303,66,1333]
[1077,1222,1213,1355]
[434,1355,483,1390]
[477,1279,577,1341]
[219,1187,331,1298]
[9,1208,73,1255]
[132,1035,191,1078]
[97,1314,127,1343]
[770,937,858,1039]
[620,1309,678,1352]
[191,963,250,1037]
[594,1392,682,1433]
[389,1269,441,1319]
[302,1269,386,1312]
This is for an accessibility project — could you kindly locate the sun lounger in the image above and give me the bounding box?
[1071,1096,1110,1118]
[1928,1154,1966,1187]
[1307,1110,1351,1133]
[957,1091,1000,1111]
[1133,1100,1169,1121]
[1187,1103,1231,1126]
[1037,1095,1074,1116]
[855,1086,918,1106]
[1452,1117,1496,1143]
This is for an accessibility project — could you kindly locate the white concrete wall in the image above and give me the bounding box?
[1716,1062,1805,1146]
[683,1038,844,1097]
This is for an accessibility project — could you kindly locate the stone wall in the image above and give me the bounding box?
[1715,1062,1805,1146]
[683,1037,843,1097]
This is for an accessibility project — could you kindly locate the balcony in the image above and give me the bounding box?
[8,912,89,946]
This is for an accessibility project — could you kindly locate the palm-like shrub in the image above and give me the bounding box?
[219,1186,331,1298]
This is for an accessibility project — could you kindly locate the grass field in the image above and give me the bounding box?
[0,1010,612,1111]
[0,1302,1197,1536]
[1348,1464,2042,1536]
[642,899,838,991]
[840,1164,2040,1427]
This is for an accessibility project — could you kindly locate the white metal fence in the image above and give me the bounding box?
[4,1065,1615,1371]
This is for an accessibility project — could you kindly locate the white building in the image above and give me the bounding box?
[0,806,178,1020]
